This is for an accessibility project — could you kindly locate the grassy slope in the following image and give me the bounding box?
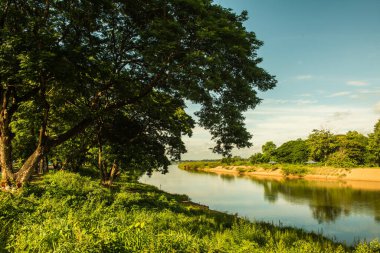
[0,171,378,252]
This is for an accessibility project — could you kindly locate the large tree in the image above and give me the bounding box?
[307,129,337,163]
[368,120,380,166]
[335,131,368,165]
[262,141,276,157]
[0,0,276,188]
[274,139,309,164]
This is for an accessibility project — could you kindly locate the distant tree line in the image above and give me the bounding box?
[250,119,380,167]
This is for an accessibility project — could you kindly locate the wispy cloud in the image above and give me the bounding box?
[327,91,351,98]
[347,80,368,86]
[358,89,380,94]
[295,75,313,80]
[263,99,318,106]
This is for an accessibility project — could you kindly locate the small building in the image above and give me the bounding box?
[305,160,317,164]
[268,161,277,164]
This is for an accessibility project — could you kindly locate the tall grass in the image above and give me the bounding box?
[0,171,378,252]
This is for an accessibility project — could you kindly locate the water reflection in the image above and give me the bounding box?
[181,169,380,224]
[248,177,380,224]
[141,166,380,244]
[219,174,236,182]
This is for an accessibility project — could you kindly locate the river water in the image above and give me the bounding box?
[139,165,380,245]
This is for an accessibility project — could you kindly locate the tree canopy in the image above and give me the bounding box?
[0,0,276,187]
[262,141,276,157]
[307,129,337,163]
[274,139,309,164]
[368,120,380,166]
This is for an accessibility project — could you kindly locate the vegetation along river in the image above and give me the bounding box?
[140,165,380,245]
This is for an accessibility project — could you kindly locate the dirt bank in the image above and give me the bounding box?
[191,166,380,190]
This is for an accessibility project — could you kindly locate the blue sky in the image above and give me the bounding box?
[182,0,380,160]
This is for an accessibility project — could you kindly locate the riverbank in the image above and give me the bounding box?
[2,171,378,252]
[180,164,380,184]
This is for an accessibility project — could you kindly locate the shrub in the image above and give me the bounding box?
[282,165,310,176]
[236,167,246,173]
[327,151,357,168]
[178,161,221,170]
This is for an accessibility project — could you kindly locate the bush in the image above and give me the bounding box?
[250,153,270,164]
[327,151,357,168]
[178,161,221,170]
[282,165,310,176]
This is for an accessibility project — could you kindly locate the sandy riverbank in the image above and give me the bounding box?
[190,166,380,190]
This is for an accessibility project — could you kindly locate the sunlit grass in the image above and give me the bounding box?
[1,171,379,252]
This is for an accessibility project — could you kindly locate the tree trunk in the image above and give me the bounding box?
[38,154,48,174]
[101,160,120,186]
[15,146,44,186]
[97,125,109,184]
[0,105,14,189]
[15,99,49,186]
[0,137,14,188]
[107,161,119,186]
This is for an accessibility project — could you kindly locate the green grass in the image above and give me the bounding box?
[1,171,379,252]
[178,161,222,170]
[281,164,310,176]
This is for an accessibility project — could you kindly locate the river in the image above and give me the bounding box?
[139,165,380,245]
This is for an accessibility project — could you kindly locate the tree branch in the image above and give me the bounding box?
[47,47,176,149]
[48,117,94,148]
[7,86,41,116]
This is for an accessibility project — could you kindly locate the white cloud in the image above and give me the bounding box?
[327,91,351,98]
[295,99,318,105]
[295,75,313,80]
[358,89,380,94]
[182,104,378,160]
[243,105,376,153]
[375,102,380,114]
[263,99,318,106]
[182,127,222,160]
[347,80,368,86]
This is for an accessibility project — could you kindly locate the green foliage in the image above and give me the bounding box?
[307,129,338,163]
[1,0,277,186]
[221,156,250,165]
[274,139,309,164]
[326,151,357,168]
[262,141,277,157]
[336,131,368,165]
[281,165,310,176]
[179,161,222,170]
[179,157,253,171]
[250,153,270,164]
[1,171,371,252]
[250,121,380,168]
[368,120,380,166]
[354,240,380,253]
